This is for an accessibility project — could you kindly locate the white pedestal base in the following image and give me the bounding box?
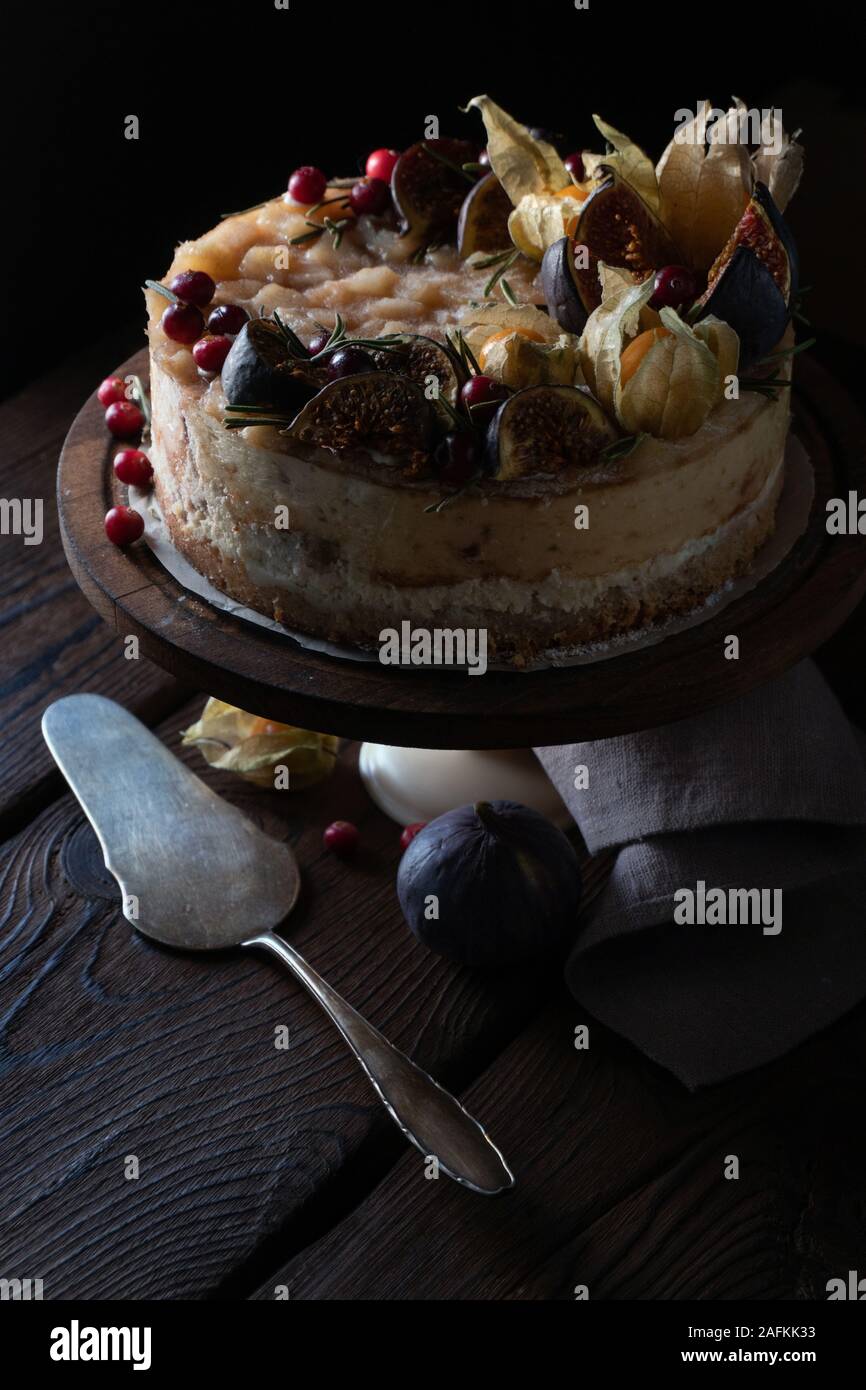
[359,744,571,829]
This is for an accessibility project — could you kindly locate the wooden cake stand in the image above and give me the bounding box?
[58,352,866,824]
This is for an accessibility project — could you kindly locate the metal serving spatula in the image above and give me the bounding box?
[41,694,514,1196]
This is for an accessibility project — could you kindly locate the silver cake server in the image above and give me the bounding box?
[41,694,514,1196]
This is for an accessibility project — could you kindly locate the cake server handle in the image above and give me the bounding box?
[243,929,515,1195]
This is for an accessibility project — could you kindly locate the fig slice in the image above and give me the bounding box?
[457,172,514,257]
[286,373,438,464]
[221,318,322,409]
[391,139,477,243]
[485,385,618,481]
[540,236,589,334]
[752,181,799,302]
[371,334,465,406]
[694,185,793,369]
[573,175,682,314]
[695,246,789,371]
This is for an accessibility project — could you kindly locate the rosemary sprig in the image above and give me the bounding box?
[220,195,280,219]
[423,142,475,184]
[483,248,519,297]
[143,278,179,304]
[739,376,793,399]
[445,329,482,378]
[128,375,152,434]
[424,483,474,514]
[499,278,518,307]
[599,434,646,463]
[754,336,816,366]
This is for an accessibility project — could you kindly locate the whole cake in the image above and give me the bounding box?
[143,98,804,663]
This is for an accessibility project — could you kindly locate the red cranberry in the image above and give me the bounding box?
[104,505,144,546]
[97,375,127,408]
[564,151,586,182]
[365,148,400,183]
[192,334,233,374]
[168,270,216,307]
[207,303,249,335]
[289,165,328,204]
[113,448,153,488]
[161,301,205,344]
[400,822,427,850]
[326,346,376,380]
[649,264,699,311]
[323,820,359,855]
[460,374,509,423]
[434,432,479,487]
[349,177,391,217]
[307,331,331,357]
[105,400,144,437]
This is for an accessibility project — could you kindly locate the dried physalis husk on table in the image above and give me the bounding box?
[181,698,338,789]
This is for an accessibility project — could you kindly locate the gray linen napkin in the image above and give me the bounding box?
[535,660,866,1088]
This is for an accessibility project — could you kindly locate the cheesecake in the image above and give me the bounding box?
[143,100,803,663]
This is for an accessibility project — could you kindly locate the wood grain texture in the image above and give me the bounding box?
[57,353,866,748]
[0,702,589,1299]
[256,995,866,1301]
[0,326,189,831]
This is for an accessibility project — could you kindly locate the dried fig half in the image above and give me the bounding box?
[456,171,514,257]
[573,175,681,314]
[286,373,438,464]
[485,385,618,481]
[371,334,465,406]
[540,235,589,334]
[391,139,477,242]
[694,184,794,368]
[222,319,322,409]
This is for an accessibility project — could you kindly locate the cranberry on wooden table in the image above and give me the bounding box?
[104,505,144,546]
[105,400,144,438]
[97,375,127,408]
[113,449,153,488]
[323,821,359,855]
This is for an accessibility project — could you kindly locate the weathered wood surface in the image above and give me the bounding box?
[256,995,866,1301]
[0,327,189,833]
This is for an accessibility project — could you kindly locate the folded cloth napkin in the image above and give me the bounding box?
[535,660,866,1088]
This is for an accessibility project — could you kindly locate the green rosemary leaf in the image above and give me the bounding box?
[499,278,518,307]
[484,249,519,297]
[220,196,279,219]
[424,142,475,184]
[599,433,646,463]
[289,228,323,245]
[755,336,816,365]
[143,279,178,304]
[128,375,152,433]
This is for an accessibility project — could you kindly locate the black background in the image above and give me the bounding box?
[3,0,865,399]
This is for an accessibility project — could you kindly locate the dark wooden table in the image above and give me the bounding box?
[2,328,866,1301]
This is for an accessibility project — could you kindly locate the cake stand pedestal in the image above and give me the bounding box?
[57,350,866,764]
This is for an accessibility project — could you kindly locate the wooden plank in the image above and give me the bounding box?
[0,703,580,1299]
[256,995,866,1300]
[0,325,189,828]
